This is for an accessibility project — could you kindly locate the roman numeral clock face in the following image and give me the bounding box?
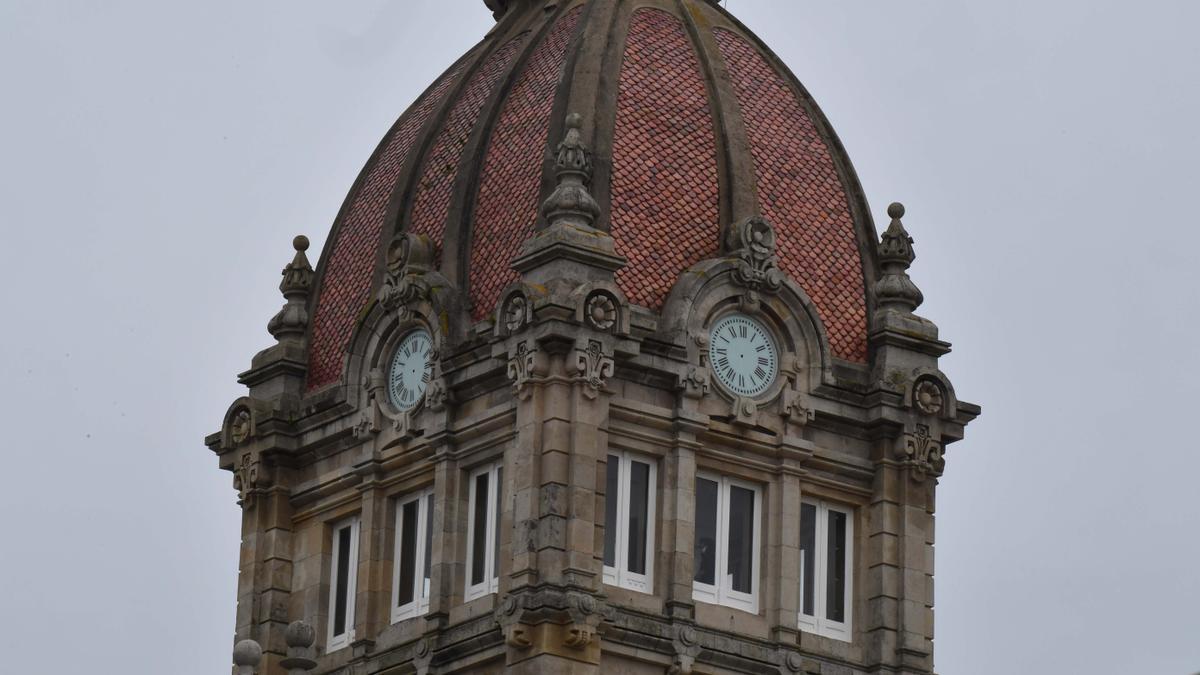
[388,329,434,412]
[708,314,779,398]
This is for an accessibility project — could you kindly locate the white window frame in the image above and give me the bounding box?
[391,488,434,624]
[464,462,502,602]
[692,472,761,614]
[602,451,657,594]
[327,515,361,652]
[797,499,854,641]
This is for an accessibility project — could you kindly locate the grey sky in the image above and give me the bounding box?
[1,1,1197,673]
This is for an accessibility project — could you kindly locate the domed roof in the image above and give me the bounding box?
[305,0,878,391]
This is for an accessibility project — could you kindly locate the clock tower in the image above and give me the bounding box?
[208,1,979,673]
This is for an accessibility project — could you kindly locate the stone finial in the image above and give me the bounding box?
[874,203,924,312]
[541,113,601,230]
[233,639,262,675]
[267,235,314,342]
[279,620,318,674]
[483,0,535,21]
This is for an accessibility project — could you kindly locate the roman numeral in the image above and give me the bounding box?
[756,344,766,352]
[758,356,769,366]
[739,325,748,338]
[755,366,767,380]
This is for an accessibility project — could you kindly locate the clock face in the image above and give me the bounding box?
[708,314,778,398]
[388,329,434,412]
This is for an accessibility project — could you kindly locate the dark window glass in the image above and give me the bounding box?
[333,526,352,635]
[826,510,848,622]
[694,478,718,585]
[799,503,816,616]
[423,494,434,592]
[627,460,650,575]
[398,501,419,607]
[604,455,619,568]
[493,468,502,579]
[470,472,489,585]
[727,485,755,594]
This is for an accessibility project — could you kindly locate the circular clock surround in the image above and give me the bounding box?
[707,314,779,398]
[388,328,434,412]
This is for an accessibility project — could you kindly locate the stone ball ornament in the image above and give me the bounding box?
[285,620,316,648]
[232,639,263,666]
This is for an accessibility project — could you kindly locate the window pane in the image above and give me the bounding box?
[694,478,718,585]
[398,501,419,607]
[627,460,650,575]
[334,526,352,635]
[604,455,619,568]
[826,509,847,623]
[493,467,502,580]
[727,485,755,594]
[470,472,489,585]
[799,503,816,617]
[423,494,434,597]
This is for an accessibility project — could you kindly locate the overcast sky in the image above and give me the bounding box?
[1,1,1198,673]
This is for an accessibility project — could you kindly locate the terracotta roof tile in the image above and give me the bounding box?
[714,28,868,362]
[468,8,583,322]
[409,38,524,249]
[306,61,467,391]
[611,9,720,311]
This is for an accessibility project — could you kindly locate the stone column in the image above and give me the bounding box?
[354,478,390,648]
[864,203,964,673]
[427,449,462,628]
[218,235,315,674]
[767,468,803,643]
[660,430,699,621]
[494,114,628,674]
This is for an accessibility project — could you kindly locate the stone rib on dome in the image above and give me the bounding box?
[469,7,584,323]
[306,57,471,391]
[713,27,869,362]
[305,0,878,392]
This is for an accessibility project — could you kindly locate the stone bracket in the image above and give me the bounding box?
[495,589,611,666]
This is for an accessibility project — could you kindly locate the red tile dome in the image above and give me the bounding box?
[305,0,879,391]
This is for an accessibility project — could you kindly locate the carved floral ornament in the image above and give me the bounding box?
[381,232,437,320]
[229,408,253,445]
[503,293,529,333]
[584,292,617,331]
[574,340,614,398]
[506,340,546,400]
[232,451,261,505]
[727,216,784,293]
[913,378,945,416]
[898,423,945,481]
